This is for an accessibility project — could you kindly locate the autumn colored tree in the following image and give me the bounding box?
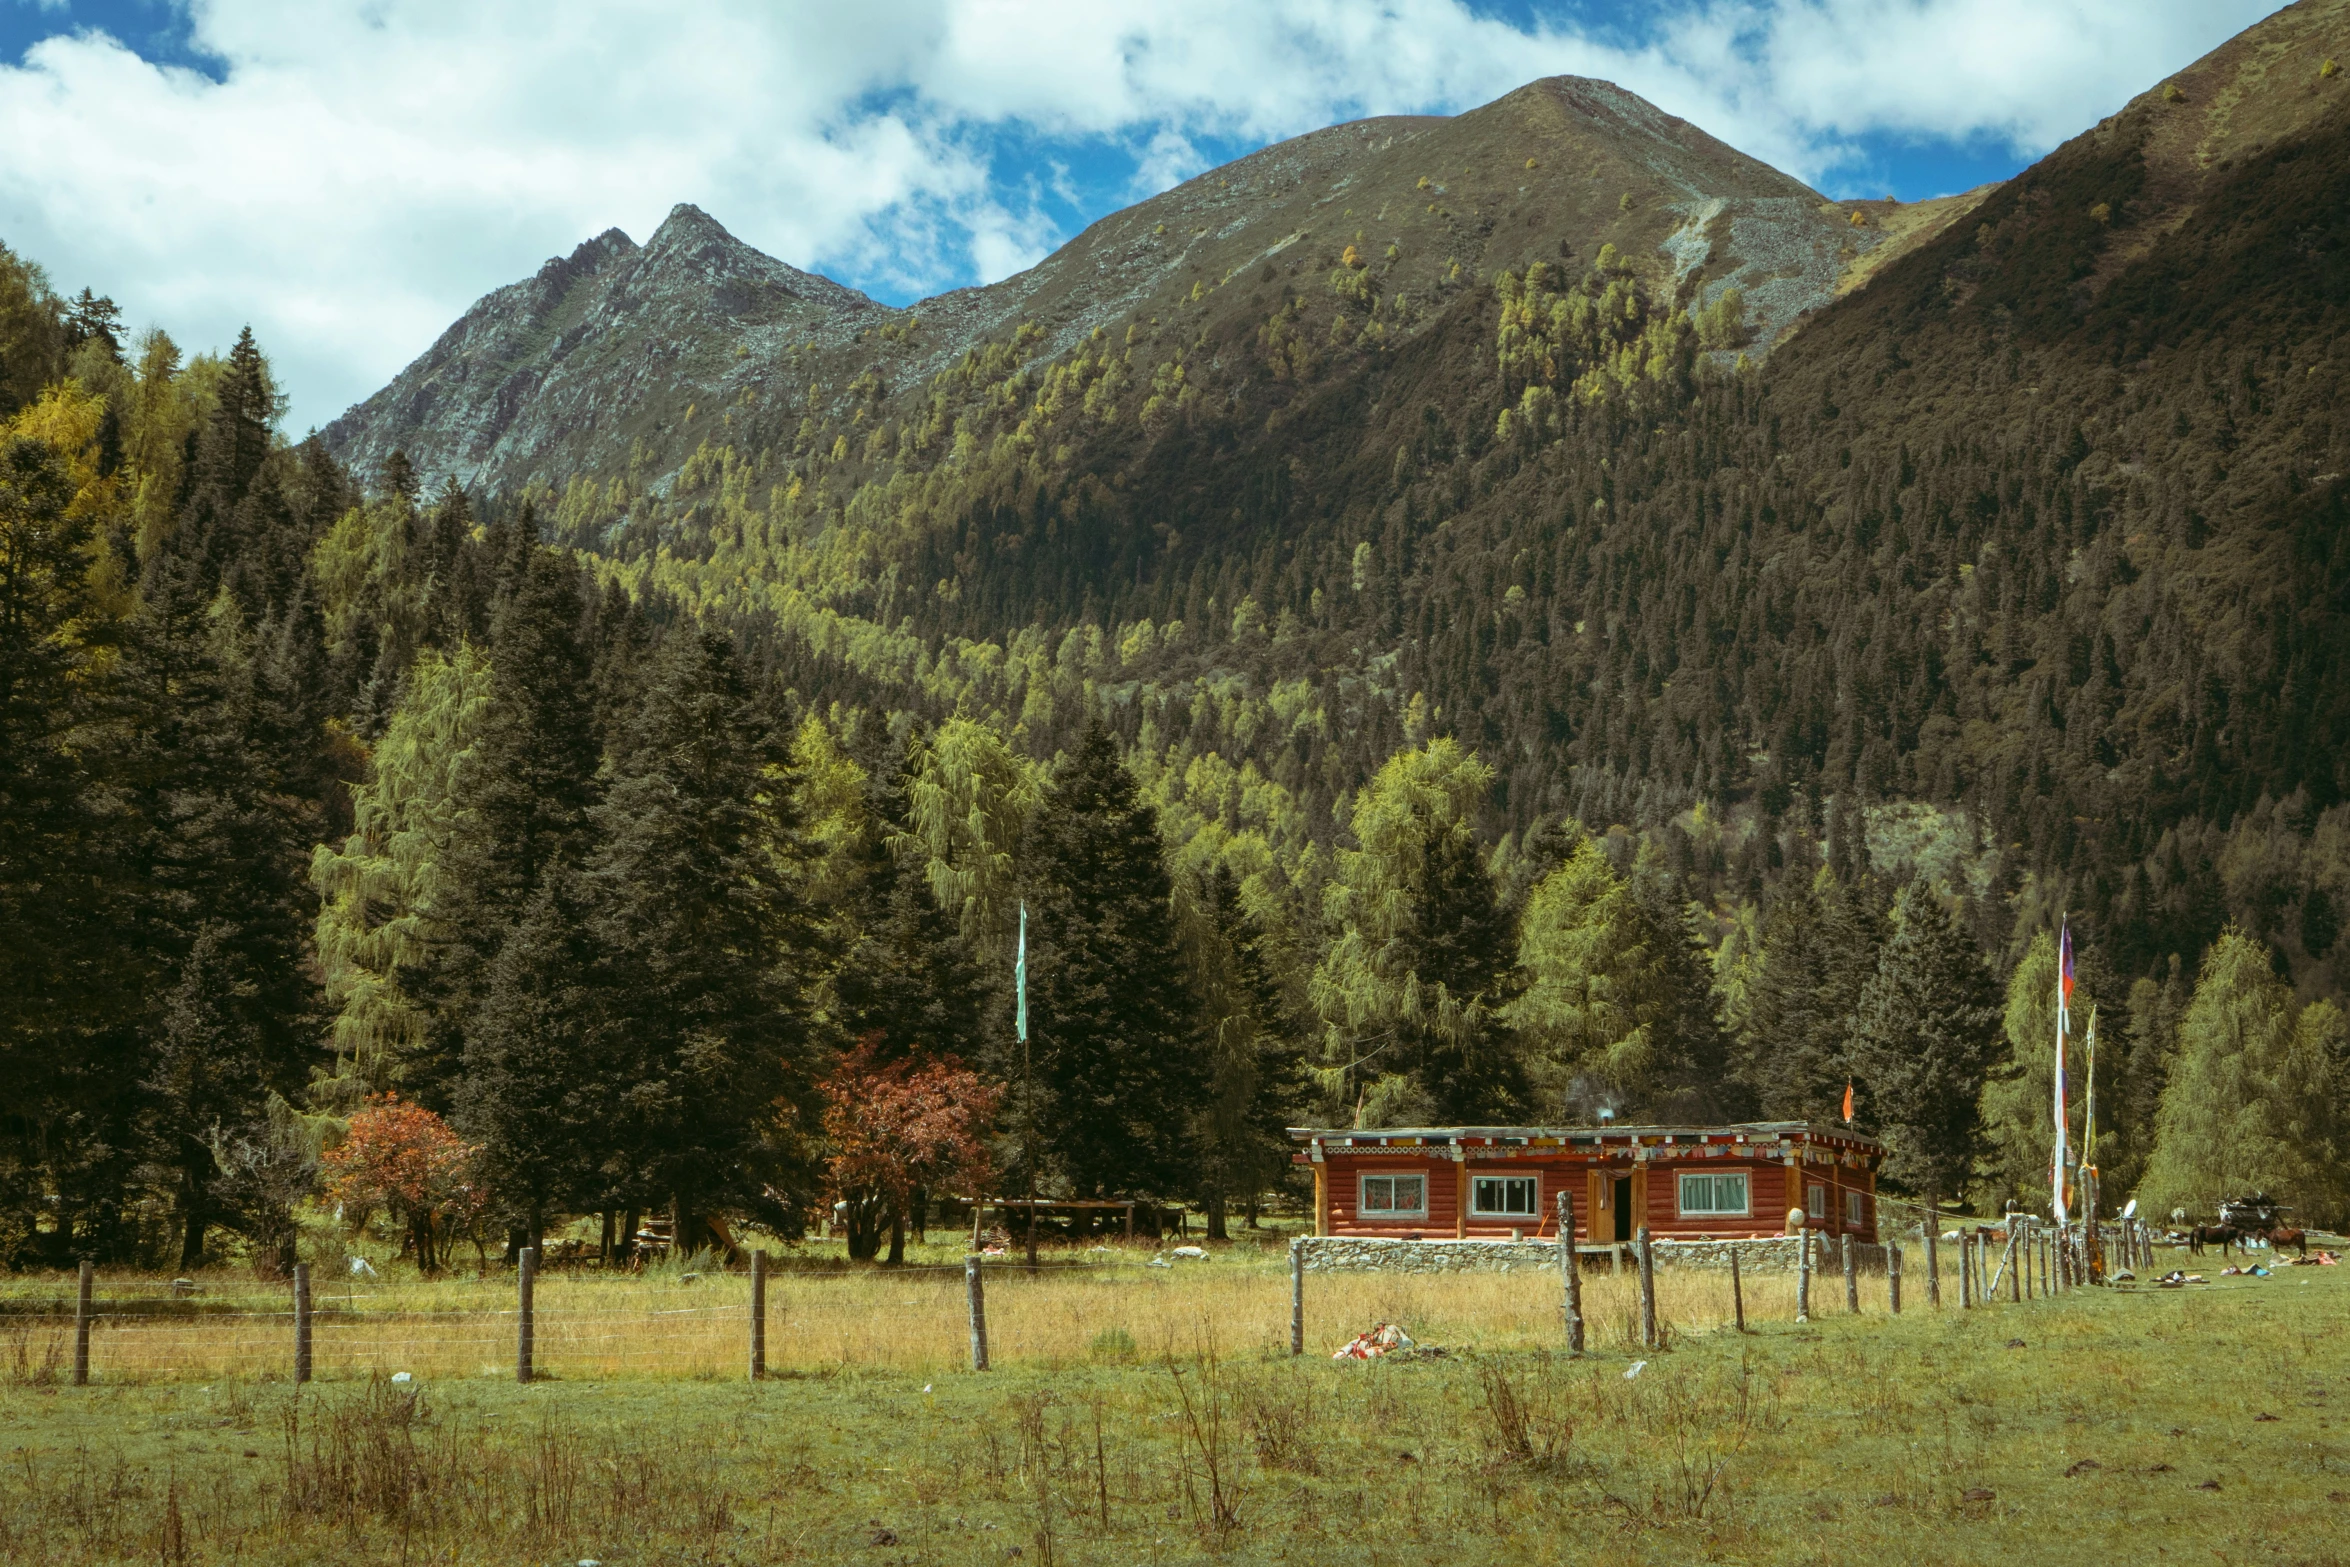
[320,1094,478,1273]
[822,1040,1001,1264]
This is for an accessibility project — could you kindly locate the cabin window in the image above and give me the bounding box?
[1845,1190,1867,1228]
[1806,1182,1827,1223]
[1359,1173,1427,1219]
[1677,1172,1750,1217]
[1470,1175,1538,1218]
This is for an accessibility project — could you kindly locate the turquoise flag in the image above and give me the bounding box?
[1015,901,1028,1044]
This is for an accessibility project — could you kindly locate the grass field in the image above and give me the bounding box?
[1,1236,2343,1564]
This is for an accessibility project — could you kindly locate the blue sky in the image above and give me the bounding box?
[0,1,2284,430]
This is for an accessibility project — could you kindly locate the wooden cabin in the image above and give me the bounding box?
[1291,1122,1883,1244]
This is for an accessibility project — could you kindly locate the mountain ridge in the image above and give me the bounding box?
[323,74,1958,497]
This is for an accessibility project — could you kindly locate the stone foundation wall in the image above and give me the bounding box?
[1296,1234,1889,1275]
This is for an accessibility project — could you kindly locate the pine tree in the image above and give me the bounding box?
[455,873,608,1248]
[1186,865,1305,1237]
[1846,886,2002,1203]
[118,482,327,1263]
[0,430,146,1258]
[1023,725,1207,1202]
[585,629,824,1251]
[833,734,989,1066]
[1741,867,1883,1121]
[407,546,599,1099]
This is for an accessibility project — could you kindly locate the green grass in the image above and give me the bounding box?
[2,1254,2343,1564]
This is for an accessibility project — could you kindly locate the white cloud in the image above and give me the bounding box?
[0,0,2284,431]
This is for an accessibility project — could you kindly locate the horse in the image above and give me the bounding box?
[2260,1226,2309,1258]
[2187,1223,2240,1257]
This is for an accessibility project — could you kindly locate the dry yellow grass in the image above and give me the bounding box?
[1,1245,1914,1384]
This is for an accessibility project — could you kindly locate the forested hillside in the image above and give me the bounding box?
[4,2,2348,1273]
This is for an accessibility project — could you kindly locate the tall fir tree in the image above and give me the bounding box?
[407,545,599,1099]
[1846,886,2002,1204]
[1739,866,1884,1122]
[1023,725,1207,1202]
[584,629,824,1249]
[832,733,989,1066]
[1185,864,1305,1237]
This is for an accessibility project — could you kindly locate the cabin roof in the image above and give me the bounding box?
[1286,1121,1883,1153]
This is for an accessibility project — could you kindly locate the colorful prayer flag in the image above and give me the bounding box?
[2052,917,2071,1224]
[1841,1081,1854,1125]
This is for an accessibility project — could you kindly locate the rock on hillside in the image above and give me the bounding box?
[324,75,1979,497]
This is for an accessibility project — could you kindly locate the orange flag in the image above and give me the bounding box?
[1842,1081,1855,1124]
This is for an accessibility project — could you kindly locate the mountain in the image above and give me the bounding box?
[324,76,1981,496]
[319,1,2350,1004]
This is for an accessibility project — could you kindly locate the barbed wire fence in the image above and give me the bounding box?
[1,1206,2189,1388]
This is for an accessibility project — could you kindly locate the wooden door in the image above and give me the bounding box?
[1630,1168,1649,1235]
[1587,1169,1608,1242]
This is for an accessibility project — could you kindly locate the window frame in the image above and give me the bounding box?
[1676,1170,1752,1218]
[1806,1182,1828,1225]
[1845,1189,1867,1228]
[1468,1173,1540,1219]
[1357,1171,1429,1220]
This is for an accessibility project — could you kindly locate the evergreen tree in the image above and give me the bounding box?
[2140,930,2344,1223]
[1185,864,1306,1237]
[1023,725,1207,1201]
[118,470,327,1264]
[455,873,607,1248]
[0,430,144,1260]
[1740,867,1883,1122]
[408,547,599,1098]
[833,734,989,1066]
[585,629,824,1250]
[1846,886,2002,1203]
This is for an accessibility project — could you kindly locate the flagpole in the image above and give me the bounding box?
[1018,902,1038,1276]
[2052,918,2070,1227]
[2084,1005,2100,1282]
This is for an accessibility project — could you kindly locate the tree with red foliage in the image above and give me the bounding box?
[320,1094,480,1273]
[823,1039,1000,1264]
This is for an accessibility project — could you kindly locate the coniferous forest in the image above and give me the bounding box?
[4,32,2350,1274]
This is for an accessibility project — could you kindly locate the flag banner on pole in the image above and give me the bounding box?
[2052,918,2072,1224]
[1014,901,1028,1044]
[1842,1081,1854,1125]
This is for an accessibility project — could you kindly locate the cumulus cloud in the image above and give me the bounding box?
[0,0,2282,430]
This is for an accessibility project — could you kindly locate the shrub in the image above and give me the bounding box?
[2163,81,2186,103]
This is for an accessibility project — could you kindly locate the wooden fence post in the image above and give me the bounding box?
[2010,1230,2022,1302]
[72,1260,92,1387]
[516,1246,536,1384]
[1960,1234,1975,1308]
[966,1254,989,1372]
[1844,1237,1859,1313]
[1559,1193,1584,1356]
[1289,1238,1304,1358]
[749,1249,767,1381]
[1730,1246,1747,1333]
[1796,1228,1812,1323]
[1924,1200,1941,1308]
[294,1262,312,1385]
[1888,1243,1902,1315]
[1636,1226,1657,1349]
